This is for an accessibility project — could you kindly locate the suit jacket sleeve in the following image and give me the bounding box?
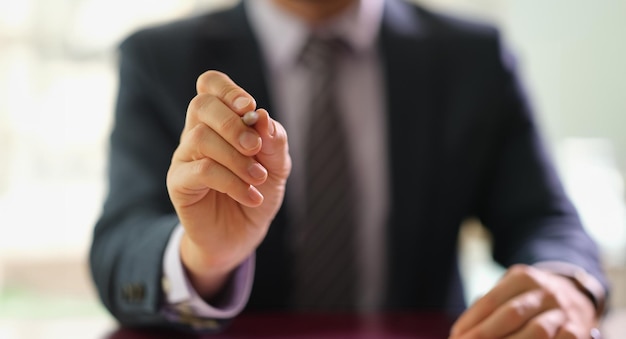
[475,36,609,294]
[89,31,231,332]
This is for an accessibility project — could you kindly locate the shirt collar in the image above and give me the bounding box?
[245,0,385,70]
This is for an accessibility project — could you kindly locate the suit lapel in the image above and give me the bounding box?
[380,0,445,222]
[380,0,448,306]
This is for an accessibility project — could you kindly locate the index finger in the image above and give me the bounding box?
[196,70,257,115]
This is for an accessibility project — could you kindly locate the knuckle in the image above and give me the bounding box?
[218,83,245,103]
[197,70,245,102]
[201,70,226,80]
[480,293,499,311]
[509,265,541,286]
[541,288,559,307]
[185,124,207,145]
[194,157,216,175]
[187,94,215,116]
[219,171,242,194]
[559,324,579,339]
[171,144,186,161]
[187,94,222,124]
[504,301,527,323]
[225,145,242,166]
[166,162,179,185]
[192,158,241,194]
[562,333,577,339]
[527,322,552,339]
[509,264,531,277]
[187,95,204,115]
[217,114,241,133]
[197,70,228,92]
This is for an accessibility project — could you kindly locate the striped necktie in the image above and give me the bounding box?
[292,36,358,311]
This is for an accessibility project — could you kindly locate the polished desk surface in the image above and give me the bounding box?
[108,312,456,338]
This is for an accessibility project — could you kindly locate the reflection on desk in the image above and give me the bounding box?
[107,312,456,338]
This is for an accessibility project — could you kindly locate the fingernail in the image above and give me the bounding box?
[248,185,263,203]
[268,120,275,136]
[248,163,267,180]
[233,97,251,111]
[239,131,260,150]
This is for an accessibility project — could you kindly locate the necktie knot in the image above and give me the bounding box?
[299,35,349,71]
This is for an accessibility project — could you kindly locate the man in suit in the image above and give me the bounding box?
[90,0,608,337]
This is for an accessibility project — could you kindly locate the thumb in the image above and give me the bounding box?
[253,109,291,179]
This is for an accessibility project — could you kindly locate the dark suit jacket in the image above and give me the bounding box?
[90,0,608,330]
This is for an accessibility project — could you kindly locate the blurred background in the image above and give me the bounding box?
[0,0,624,338]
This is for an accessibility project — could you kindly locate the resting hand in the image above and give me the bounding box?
[450,264,597,339]
[166,70,291,298]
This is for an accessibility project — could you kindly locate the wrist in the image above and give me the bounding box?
[180,233,235,299]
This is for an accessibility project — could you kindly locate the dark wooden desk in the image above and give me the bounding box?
[107,312,456,338]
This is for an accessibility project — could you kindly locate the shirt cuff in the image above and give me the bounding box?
[533,260,607,316]
[162,225,255,319]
